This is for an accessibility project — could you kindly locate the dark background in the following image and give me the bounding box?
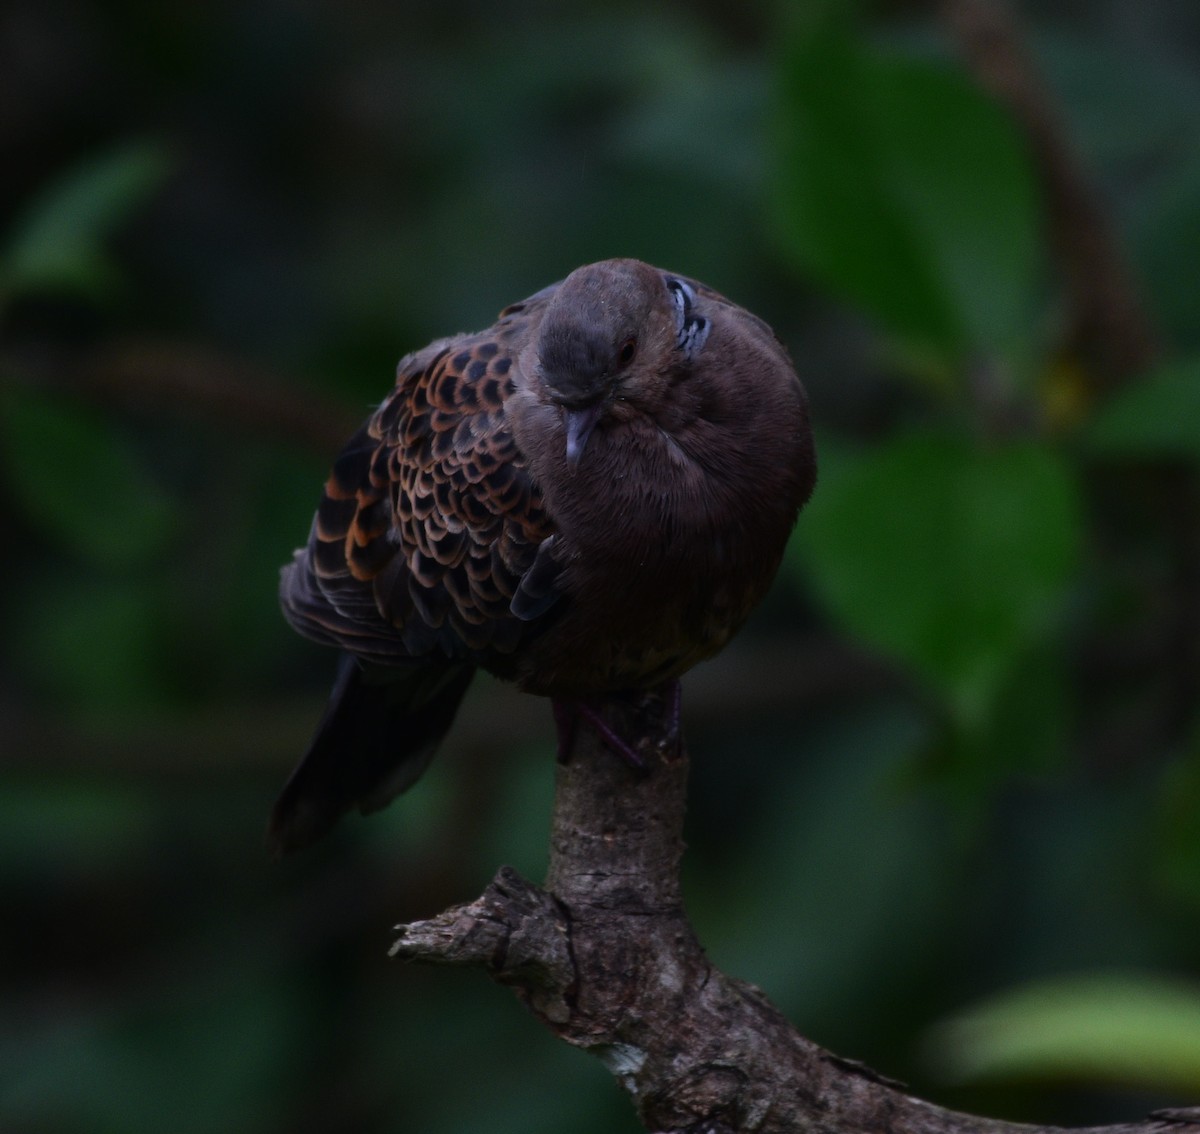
[2,1,1199,1131]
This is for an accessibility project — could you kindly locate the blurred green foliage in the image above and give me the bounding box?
[773,12,1040,375]
[0,387,177,568]
[800,433,1079,723]
[1,1,1199,1132]
[1088,358,1200,458]
[928,974,1200,1092]
[1,141,171,303]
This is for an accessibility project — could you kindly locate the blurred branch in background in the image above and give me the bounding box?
[0,638,901,777]
[5,337,359,454]
[939,0,1199,753]
[942,0,1159,392]
[942,0,1198,754]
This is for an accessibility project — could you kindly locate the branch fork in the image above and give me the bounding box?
[391,702,1200,1134]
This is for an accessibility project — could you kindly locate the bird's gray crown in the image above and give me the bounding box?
[538,320,618,406]
[536,263,649,406]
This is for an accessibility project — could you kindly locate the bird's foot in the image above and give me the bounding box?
[552,681,682,770]
[574,702,649,771]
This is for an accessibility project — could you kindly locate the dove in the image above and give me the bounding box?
[270,258,816,853]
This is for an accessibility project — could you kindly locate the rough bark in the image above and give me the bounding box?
[391,696,1200,1134]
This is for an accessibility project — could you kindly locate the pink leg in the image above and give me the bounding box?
[574,702,648,770]
[551,680,682,770]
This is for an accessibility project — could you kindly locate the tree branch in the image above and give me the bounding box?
[4,338,360,454]
[941,0,1159,391]
[941,0,1200,762]
[390,696,1200,1134]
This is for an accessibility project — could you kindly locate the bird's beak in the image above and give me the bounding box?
[563,403,602,467]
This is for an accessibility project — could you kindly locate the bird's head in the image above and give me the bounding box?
[535,259,707,465]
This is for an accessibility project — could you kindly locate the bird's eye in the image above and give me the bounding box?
[617,337,638,368]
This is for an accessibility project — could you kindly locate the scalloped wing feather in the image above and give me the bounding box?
[280,301,560,669]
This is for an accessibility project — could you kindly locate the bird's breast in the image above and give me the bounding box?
[506,390,807,695]
[515,462,776,696]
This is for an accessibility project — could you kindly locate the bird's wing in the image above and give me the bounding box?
[280,293,561,668]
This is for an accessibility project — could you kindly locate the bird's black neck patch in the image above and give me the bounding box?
[665,277,711,357]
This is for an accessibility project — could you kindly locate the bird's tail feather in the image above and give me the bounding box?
[268,655,475,855]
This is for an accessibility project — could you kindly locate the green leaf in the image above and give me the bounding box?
[971,638,1068,776]
[1137,162,1200,349]
[0,387,176,568]
[11,573,167,709]
[1154,747,1200,910]
[1,140,171,300]
[926,973,1200,1092]
[797,432,1080,718]
[772,20,1040,371]
[1086,357,1200,459]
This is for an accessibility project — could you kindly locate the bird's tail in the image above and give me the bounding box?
[268,655,475,855]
